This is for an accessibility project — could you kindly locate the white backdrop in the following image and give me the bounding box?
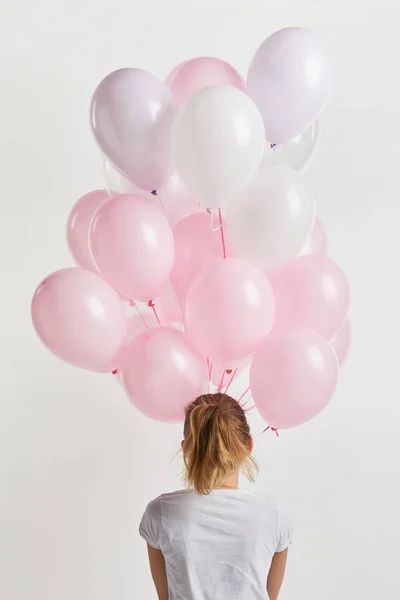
[1,1,399,599]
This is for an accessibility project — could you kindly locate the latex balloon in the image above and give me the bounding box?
[226,166,315,270]
[31,268,127,372]
[185,258,275,366]
[270,255,350,338]
[330,319,351,366]
[90,194,175,302]
[156,282,183,323]
[122,328,208,422]
[103,160,152,198]
[166,57,245,106]
[66,190,109,272]
[91,68,176,190]
[250,329,338,429]
[158,169,199,227]
[270,121,320,172]
[247,28,333,143]
[171,212,226,303]
[172,85,265,209]
[299,218,327,256]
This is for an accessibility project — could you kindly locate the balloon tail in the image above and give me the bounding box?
[238,386,250,404]
[224,368,238,394]
[217,370,225,392]
[218,208,227,259]
[148,300,162,326]
[263,426,280,437]
[112,368,119,375]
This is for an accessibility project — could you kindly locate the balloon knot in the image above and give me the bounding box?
[112,369,119,375]
[226,369,232,374]
[264,426,280,437]
[270,143,277,150]
[148,300,155,308]
[151,190,158,196]
[129,299,135,307]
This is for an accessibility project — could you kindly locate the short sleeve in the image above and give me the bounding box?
[276,506,293,553]
[139,497,162,549]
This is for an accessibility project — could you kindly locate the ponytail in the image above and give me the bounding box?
[183,393,257,495]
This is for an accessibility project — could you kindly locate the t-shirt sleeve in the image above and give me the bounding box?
[275,505,293,553]
[139,497,162,549]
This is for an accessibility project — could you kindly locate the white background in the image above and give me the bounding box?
[1,1,399,598]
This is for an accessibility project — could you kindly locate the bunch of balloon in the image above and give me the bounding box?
[31,27,350,430]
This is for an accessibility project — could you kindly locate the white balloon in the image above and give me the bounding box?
[260,121,320,173]
[226,166,315,270]
[172,86,265,209]
[272,121,320,172]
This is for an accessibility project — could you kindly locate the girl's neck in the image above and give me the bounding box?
[213,472,239,490]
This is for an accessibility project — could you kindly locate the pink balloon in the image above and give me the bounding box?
[66,190,109,271]
[90,194,175,302]
[250,329,338,429]
[91,68,176,190]
[31,268,127,372]
[185,258,275,366]
[122,328,208,423]
[158,169,199,227]
[156,282,183,322]
[166,57,245,106]
[299,218,327,256]
[270,255,350,338]
[171,212,227,303]
[331,319,351,366]
[247,28,333,143]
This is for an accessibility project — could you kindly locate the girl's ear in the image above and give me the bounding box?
[248,437,254,454]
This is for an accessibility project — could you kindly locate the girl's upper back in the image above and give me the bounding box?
[140,488,292,600]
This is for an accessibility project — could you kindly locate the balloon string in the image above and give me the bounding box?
[208,360,213,381]
[263,426,280,437]
[217,370,225,392]
[237,386,250,404]
[129,300,148,328]
[245,405,256,413]
[218,208,227,259]
[224,368,238,394]
[148,300,162,326]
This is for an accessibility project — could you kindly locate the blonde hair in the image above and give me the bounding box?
[183,393,258,495]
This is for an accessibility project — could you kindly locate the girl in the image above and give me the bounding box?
[140,392,292,600]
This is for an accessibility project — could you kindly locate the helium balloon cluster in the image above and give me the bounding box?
[31,27,350,430]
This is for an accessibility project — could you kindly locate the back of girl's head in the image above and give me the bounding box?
[183,393,257,495]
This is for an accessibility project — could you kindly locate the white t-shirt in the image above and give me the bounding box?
[139,489,292,600]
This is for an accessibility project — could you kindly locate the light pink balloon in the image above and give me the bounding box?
[66,190,109,271]
[270,255,350,338]
[91,68,176,190]
[299,218,327,256]
[247,27,333,143]
[158,169,198,227]
[31,268,127,372]
[250,329,338,429]
[122,328,208,422]
[171,212,226,303]
[156,282,183,322]
[90,194,175,302]
[166,57,245,106]
[185,258,275,367]
[331,319,351,366]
